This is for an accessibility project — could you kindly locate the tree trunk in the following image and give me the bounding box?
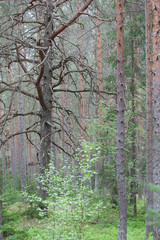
[145,0,153,238]
[1,135,6,191]
[152,1,160,239]
[0,105,6,190]
[39,1,53,199]
[130,36,137,217]
[77,0,85,139]
[19,75,26,192]
[0,160,3,240]
[97,9,102,118]
[18,0,26,192]
[116,0,127,239]
[37,0,94,199]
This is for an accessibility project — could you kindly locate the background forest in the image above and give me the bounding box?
[0,0,159,239]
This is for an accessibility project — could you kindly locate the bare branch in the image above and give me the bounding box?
[52,88,117,95]
[49,0,94,40]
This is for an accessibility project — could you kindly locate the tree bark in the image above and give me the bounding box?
[77,0,85,139]
[116,0,127,239]
[130,35,137,217]
[39,0,53,199]
[0,159,3,240]
[36,0,94,199]
[18,0,26,192]
[145,0,153,238]
[152,1,160,239]
[97,9,102,118]
[94,8,103,193]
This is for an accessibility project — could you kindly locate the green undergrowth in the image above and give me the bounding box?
[1,198,149,240]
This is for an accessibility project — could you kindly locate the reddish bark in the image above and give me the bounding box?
[77,0,85,138]
[49,0,94,40]
[145,0,153,238]
[152,1,160,239]
[116,0,127,239]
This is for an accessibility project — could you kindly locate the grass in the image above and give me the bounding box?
[84,201,146,240]
[1,198,150,240]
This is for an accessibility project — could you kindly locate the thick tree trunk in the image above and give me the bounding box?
[116,0,127,239]
[37,0,94,199]
[152,1,160,239]
[39,1,53,199]
[145,0,153,238]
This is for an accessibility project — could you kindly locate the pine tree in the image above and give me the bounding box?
[116,0,127,239]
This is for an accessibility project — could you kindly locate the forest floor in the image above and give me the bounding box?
[2,197,150,240]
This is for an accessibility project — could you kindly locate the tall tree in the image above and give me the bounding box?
[0,158,3,240]
[97,9,102,117]
[38,0,94,198]
[152,0,160,239]
[145,0,153,238]
[116,0,127,239]
[18,0,27,191]
[77,0,85,139]
[94,8,103,193]
[38,0,53,199]
[130,3,137,217]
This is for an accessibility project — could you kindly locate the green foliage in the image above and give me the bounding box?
[88,107,118,204]
[2,202,27,239]
[1,192,147,240]
[23,193,48,219]
[4,230,28,240]
[22,141,104,239]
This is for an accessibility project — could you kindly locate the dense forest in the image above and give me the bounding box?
[0,0,159,239]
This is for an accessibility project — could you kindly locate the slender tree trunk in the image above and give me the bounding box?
[19,86,26,192]
[0,159,3,240]
[116,0,127,239]
[61,81,65,163]
[18,0,26,192]
[145,0,153,238]
[51,111,57,167]
[14,95,20,178]
[0,94,4,238]
[97,9,102,118]
[0,80,6,190]
[152,1,160,239]
[94,8,103,193]
[130,37,137,217]
[24,54,32,181]
[77,0,85,139]
[9,69,17,184]
[1,135,6,190]
[0,103,6,189]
